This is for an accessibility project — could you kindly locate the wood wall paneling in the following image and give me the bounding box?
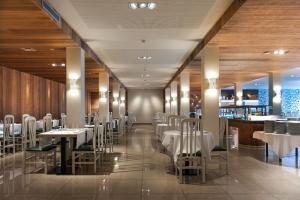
[0,66,66,122]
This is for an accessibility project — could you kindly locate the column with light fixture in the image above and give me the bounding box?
[180,72,190,116]
[66,47,86,128]
[170,81,178,115]
[269,72,282,115]
[165,87,171,114]
[201,46,220,145]
[112,82,120,118]
[99,72,109,121]
[234,82,243,106]
[119,87,126,116]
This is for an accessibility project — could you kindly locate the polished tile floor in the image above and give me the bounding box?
[1,125,300,200]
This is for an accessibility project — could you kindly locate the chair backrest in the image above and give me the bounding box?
[179,118,203,159]
[167,115,186,130]
[219,117,229,149]
[94,113,100,126]
[95,124,104,149]
[22,114,30,137]
[43,115,52,132]
[4,115,14,139]
[25,116,37,148]
[61,113,67,128]
[87,113,92,125]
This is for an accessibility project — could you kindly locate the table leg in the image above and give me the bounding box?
[296,148,298,168]
[60,137,67,174]
[265,143,268,162]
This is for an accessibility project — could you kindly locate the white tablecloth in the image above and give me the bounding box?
[253,131,300,158]
[38,128,92,148]
[156,123,168,140]
[36,119,60,130]
[162,130,215,162]
[0,123,22,135]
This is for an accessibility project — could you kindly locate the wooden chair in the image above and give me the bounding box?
[72,125,103,174]
[176,118,206,183]
[24,116,56,174]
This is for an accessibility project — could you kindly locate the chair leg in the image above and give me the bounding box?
[94,154,97,174]
[179,168,183,184]
[202,158,206,183]
[44,154,48,174]
[72,152,75,175]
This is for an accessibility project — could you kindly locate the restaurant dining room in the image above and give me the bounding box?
[2,0,300,199]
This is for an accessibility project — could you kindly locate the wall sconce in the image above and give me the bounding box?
[171,95,177,104]
[273,85,281,104]
[236,91,243,106]
[165,96,170,103]
[113,95,119,105]
[100,87,107,103]
[120,96,125,106]
[208,78,217,89]
[181,87,189,103]
[68,73,79,96]
[206,77,218,96]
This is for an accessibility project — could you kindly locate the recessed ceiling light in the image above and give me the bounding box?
[49,48,55,51]
[139,2,147,8]
[21,48,37,52]
[145,74,151,78]
[129,2,157,10]
[129,3,138,9]
[147,2,156,9]
[138,56,152,60]
[51,63,65,67]
[273,49,288,55]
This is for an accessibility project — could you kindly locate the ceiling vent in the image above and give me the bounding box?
[41,0,61,25]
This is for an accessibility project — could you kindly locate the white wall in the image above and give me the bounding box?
[128,89,164,123]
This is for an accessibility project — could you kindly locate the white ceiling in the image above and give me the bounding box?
[48,0,233,88]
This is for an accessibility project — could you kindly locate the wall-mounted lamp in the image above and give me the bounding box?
[165,96,170,103]
[113,96,119,105]
[273,85,281,104]
[120,96,125,106]
[68,73,79,96]
[100,87,107,103]
[181,87,189,103]
[171,95,177,104]
[236,91,243,106]
[208,78,217,89]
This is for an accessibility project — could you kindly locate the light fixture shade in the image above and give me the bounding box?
[129,3,138,9]
[148,2,156,9]
[139,2,147,8]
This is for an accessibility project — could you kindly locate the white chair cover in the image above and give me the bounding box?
[43,115,52,132]
[25,116,37,148]
[22,114,30,138]
[4,115,14,138]
[61,113,67,128]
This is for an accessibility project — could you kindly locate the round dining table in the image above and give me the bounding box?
[156,123,168,141]
[162,129,215,162]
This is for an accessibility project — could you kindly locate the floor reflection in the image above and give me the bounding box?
[0,125,300,200]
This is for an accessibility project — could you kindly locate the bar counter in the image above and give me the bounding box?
[228,119,265,148]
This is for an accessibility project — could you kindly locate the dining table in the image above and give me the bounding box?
[162,129,215,162]
[38,128,93,174]
[253,131,300,158]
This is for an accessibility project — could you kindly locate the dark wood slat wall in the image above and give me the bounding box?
[0,66,66,122]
